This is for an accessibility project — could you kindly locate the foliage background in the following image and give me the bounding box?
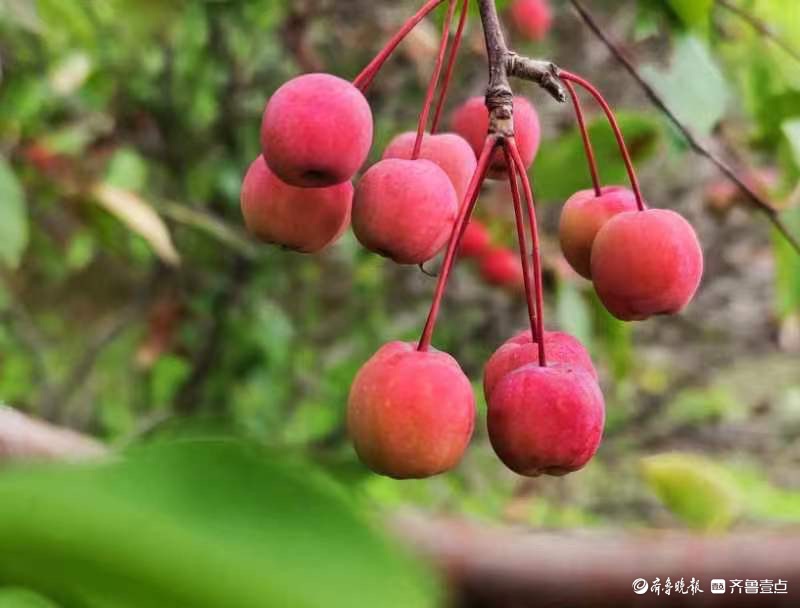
[0,0,799,604]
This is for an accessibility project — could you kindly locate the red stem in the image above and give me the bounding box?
[503,143,538,342]
[353,0,447,92]
[563,79,602,197]
[430,0,469,134]
[413,0,458,159]
[507,138,546,367]
[418,136,498,352]
[559,70,646,211]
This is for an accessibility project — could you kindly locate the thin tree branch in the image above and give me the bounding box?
[716,0,800,65]
[569,0,800,256]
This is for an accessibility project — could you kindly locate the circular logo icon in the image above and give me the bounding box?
[632,578,649,595]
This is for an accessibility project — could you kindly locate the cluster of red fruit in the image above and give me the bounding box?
[241,0,703,480]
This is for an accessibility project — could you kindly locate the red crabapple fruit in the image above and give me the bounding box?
[347,341,475,479]
[590,209,704,321]
[510,0,553,41]
[558,186,638,279]
[261,73,373,187]
[240,156,352,253]
[352,158,458,264]
[459,220,492,259]
[451,96,540,179]
[488,364,604,476]
[382,132,477,203]
[478,247,524,290]
[483,329,597,400]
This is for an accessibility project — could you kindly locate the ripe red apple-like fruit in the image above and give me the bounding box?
[451,96,540,179]
[261,73,373,187]
[459,220,492,259]
[478,247,524,290]
[510,0,553,41]
[488,364,604,476]
[240,156,352,253]
[591,209,703,321]
[483,329,597,400]
[559,186,638,279]
[382,132,477,203]
[347,341,476,479]
[352,158,458,264]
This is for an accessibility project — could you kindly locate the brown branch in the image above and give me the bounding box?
[476,0,565,138]
[393,513,799,607]
[0,406,107,462]
[569,0,800,256]
[716,0,800,65]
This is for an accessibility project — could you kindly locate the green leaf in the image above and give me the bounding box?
[782,119,800,170]
[772,205,800,317]
[0,589,59,608]
[641,453,742,532]
[533,112,662,202]
[642,36,730,135]
[555,281,592,350]
[0,159,28,268]
[0,441,438,608]
[667,0,713,31]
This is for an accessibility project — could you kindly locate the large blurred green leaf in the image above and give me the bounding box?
[783,119,800,170]
[0,441,438,608]
[641,453,742,532]
[533,112,662,202]
[0,589,58,608]
[642,36,730,135]
[0,159,28,268]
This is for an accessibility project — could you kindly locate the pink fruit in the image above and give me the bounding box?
[352,158,458,264]
[347,341,476,479]
[240,156,352,253]
[478,247,524,290]
[261,73,373,187]
[483,330,597,400]
[451,96,540,179]
[591,209,704,321]
[510,0,553,41]
[559,186,639,279]
[382,132,477,203]
[459,220,492,258]
[488,364,604,476]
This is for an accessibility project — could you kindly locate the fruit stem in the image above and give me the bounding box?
[503,144,538,342]
[417,136,498,352]
[507,138,547,367]
[430,0,469,134]
[558,70,646,211]
[353,0,448,92]
[412,0,458,159]
[563,79,602,197]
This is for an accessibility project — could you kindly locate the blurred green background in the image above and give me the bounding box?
[0,0,799,605]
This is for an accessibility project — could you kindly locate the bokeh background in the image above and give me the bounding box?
[0,0,799,606]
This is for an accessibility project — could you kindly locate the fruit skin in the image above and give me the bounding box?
[382,132,477,203]
[261,73,373,187]
[240,156,352,253]
[487,364,604,477]
[459,220,492,259]
[352,158,458,264]
[510,0,553,41]
[591,209,703,321]
[483,329,597,401]
[478,247,524,290]
[559,186,639,279]
[451,96,540,179]
[347,341,476,479]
